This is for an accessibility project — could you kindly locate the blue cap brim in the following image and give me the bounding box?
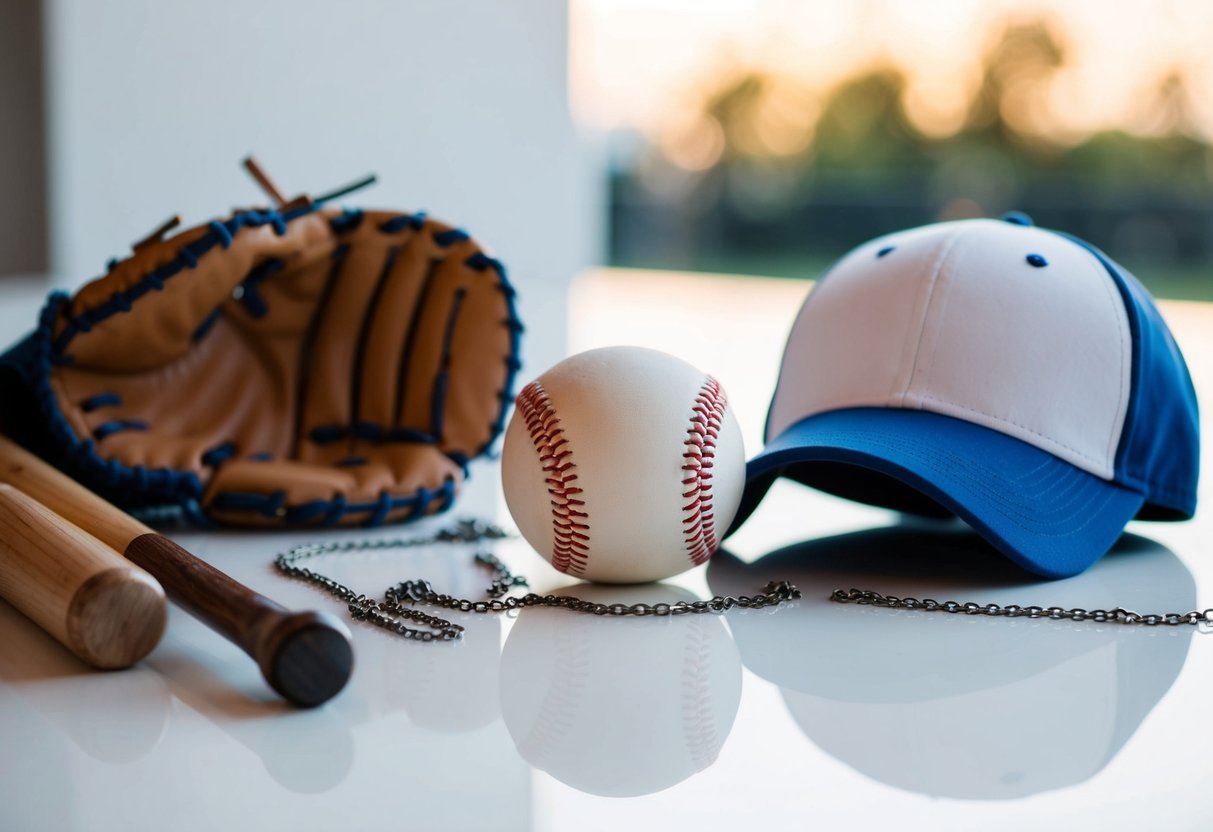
[726,408,1147,578]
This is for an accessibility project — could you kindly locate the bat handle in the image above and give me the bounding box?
[124,533,354,707]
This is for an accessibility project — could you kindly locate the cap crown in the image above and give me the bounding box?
[766,218,1198,517]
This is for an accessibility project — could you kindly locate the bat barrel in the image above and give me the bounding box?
[0,483,166,669]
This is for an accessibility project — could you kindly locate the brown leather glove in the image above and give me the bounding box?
[5,198,522,527]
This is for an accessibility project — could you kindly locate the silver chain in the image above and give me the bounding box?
[831,587,1213,632]
[274,518,802,642]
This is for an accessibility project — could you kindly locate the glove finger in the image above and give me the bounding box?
[344,211,441,440]
[417,250,519,460]
[55,211,333,373]
[293,211,401,457]
[295,212,511,461]
[204,445,462,526]
[375,221,519,461]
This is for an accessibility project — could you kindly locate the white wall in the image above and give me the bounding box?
[44,0,604,515]
[45,0,602,326]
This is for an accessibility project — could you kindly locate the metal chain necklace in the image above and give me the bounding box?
[830,587,1213,632]
[274,518,802,642]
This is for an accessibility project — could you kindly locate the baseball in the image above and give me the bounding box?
[501,346,745,583]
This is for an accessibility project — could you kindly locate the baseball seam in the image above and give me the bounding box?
[518,625,589,769]
[682,622,722,771]
[517,381,589,575]
[682,376,726,566]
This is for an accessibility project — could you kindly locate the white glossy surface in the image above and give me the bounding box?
[2,269,1213,830]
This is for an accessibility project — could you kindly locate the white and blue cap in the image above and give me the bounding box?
[727,215,1200,578]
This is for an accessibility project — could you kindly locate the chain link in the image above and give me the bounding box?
[274,518,802,642]
[831,588,1213,632]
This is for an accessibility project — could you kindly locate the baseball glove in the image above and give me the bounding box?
[0,167,523,527]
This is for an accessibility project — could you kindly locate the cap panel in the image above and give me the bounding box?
[904,220,1132,480]
[765,225,952,441]
[1066,241,1200,516]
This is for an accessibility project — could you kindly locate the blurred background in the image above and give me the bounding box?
[2,0,1211,308]
[575,0,1213,299]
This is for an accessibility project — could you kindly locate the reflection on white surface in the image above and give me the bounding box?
[355,613,504,733]
[332,543,508,734]
[153,648,356,794]
[500,582,742,797]
[0,600,171,764]
[0,530,534,831]
[707,526,1194,799]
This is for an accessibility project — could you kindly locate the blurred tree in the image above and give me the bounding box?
[963,19,1066,149]
[923,20,1070,213]
[1064,130,1211,194]
[676,14,1213,189]
[1136,68,1202,138]
[1064,70,1213,196]
[619,12,1213,287]
[695,71,816,216]
[810,67,930,183]
[700,72,815,163]
[702,72,767,164]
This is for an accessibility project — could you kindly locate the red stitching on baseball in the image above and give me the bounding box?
[517,381,589,575]
[683,376,726,565]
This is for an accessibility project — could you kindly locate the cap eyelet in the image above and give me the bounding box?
[876,246,895,258]
[1026,253,1048,268]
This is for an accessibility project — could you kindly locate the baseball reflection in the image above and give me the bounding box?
[499,582,741,797]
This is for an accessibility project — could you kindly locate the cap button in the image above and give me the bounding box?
[1002,211,1034,227]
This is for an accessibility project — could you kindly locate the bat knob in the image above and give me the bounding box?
[257,610,354,707]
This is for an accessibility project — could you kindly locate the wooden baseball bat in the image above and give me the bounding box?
[0,483,166,669]
[0,436,354,707]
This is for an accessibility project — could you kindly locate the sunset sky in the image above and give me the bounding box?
[571,0,1213,158]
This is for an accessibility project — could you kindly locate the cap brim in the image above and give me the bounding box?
[726,408,1147,578]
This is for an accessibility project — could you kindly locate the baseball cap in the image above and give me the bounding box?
[706,529,1195,799]
[727,216,1200,578]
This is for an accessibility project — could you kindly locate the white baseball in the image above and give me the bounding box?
[501,346,745,583]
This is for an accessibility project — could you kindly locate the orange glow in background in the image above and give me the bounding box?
[571,0,1213,167]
